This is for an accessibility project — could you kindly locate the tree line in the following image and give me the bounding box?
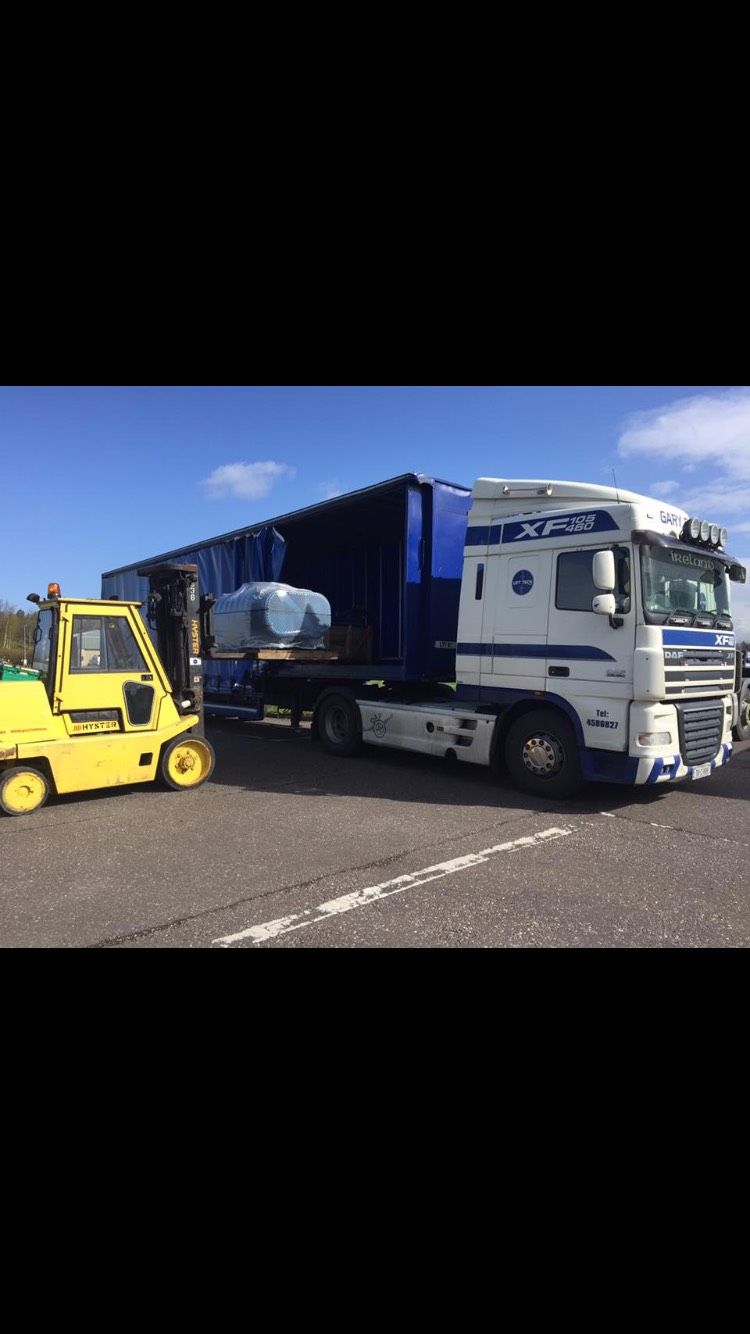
[0,601,41,664]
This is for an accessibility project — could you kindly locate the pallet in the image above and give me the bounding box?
[255,649,339,661]
[205,648,338,662]
[206,624,372,664]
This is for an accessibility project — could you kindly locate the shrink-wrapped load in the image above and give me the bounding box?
[211,582,331,651]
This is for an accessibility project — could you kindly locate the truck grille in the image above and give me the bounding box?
[663,647,735,697]
[675,701,724,766]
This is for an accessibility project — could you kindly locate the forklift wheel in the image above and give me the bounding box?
[0,765,50,816]
[160,736,215,791]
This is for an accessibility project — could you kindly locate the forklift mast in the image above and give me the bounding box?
[138,563,206,735]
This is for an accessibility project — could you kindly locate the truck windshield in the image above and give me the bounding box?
[31,607,54,682]
[640,545,731,621]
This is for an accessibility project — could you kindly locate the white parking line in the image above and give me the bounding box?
[212,825,573,947]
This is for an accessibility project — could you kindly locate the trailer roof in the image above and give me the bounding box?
[102,472,470,577]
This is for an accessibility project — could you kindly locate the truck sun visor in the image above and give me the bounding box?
[632,529,745,579]
[211,582,332,651]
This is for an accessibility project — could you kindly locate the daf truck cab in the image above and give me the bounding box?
[330,480,746,797]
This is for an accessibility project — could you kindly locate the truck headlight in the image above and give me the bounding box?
[637,732,672,746]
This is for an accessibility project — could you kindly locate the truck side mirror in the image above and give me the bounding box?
[592,550,616,591]
[592,593,617,616]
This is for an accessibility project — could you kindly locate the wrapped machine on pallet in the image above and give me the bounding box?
[211,582,332,651]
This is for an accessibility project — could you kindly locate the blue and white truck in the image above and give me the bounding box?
[103,473,747,797]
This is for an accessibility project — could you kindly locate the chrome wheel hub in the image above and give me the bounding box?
[522,732,563,777]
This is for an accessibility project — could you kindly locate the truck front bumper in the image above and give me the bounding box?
[628,698,733,784]
[633,743,732,785]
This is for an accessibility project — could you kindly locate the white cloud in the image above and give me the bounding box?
[619,388,750,483]
[315,480,343,500]
[660,485,750,520]
[649,480,680,497]
[201,461,296,501]
[617,391,750,636]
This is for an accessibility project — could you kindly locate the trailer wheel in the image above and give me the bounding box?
[734,682,750,741]
[504,709,584,799]
[0,765,50,816]
[317,694,362,756]
[160,736,215,790]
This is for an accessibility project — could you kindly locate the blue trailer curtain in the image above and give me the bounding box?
[101,528,287,690]
[101,527,286,606]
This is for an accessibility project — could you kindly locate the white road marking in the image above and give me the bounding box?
[212,826,574,947]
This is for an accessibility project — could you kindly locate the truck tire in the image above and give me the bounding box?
[0,765,50,816]
[317,693,362,756]
[504,709,584,799]
[159,735,215,790]
[734,682,750,741]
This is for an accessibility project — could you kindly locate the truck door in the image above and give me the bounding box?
[479,549,553,690]
[545,545,634,743]
[57,608,159,736]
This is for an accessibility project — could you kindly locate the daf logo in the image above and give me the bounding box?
[715,633,734,646]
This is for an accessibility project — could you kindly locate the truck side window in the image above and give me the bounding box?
[556,552,597,611]
[556,549,631,613]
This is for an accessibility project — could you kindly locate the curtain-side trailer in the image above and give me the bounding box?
[101,473,472,723]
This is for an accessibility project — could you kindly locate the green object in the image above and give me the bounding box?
[0,663,41,682]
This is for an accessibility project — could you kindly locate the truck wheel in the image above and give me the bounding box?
[317,694,362,756]
[734,682,750,741]
[160,736,215,790]
[504,709,584,799]
[0,765,50,816]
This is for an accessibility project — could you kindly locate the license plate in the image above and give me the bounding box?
[692,762,711,780]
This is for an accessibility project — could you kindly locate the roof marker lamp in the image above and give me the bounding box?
[710,524,720,546]
[683,517,701,541]
[719,527,728,548]
[700,520,710,543]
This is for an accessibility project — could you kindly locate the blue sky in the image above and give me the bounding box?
[2,385,749,633]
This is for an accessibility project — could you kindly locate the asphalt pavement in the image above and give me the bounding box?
[1,721,748,947]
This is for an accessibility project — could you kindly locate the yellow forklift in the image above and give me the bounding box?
[0,564,215,815]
